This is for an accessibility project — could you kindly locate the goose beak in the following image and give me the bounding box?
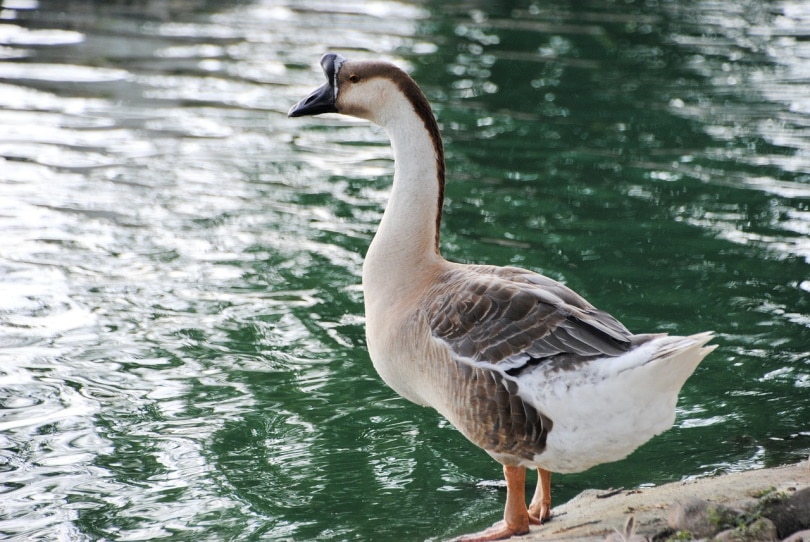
[288,81,336,117]
[288,53,345,117]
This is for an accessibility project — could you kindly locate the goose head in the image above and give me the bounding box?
[289,53,446,255]
[288,53,429,128]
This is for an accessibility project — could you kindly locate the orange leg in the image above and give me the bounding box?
[528,468,552,524]
[456,465,531,541]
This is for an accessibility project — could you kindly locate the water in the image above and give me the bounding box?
[0,0,807,540]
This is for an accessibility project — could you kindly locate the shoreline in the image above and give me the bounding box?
[519,460,810,540]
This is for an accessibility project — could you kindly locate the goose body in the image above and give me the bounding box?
[289,53,716,541]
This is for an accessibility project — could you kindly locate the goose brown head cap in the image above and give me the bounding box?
[288,53,344,117]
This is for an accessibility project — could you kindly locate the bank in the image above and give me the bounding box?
[518,460,810,541]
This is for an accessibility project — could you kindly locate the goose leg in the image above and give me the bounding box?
[456,465,531,541]
[528,468,551,524]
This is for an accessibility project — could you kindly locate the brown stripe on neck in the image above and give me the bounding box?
[385,66,447,253]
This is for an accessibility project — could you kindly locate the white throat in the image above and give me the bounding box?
[360,82,444,308]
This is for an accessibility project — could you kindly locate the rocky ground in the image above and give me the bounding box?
[518,460,810,541]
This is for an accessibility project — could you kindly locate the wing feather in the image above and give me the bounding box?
[425,265,635,372]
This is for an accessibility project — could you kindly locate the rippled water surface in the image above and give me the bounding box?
[1,0,808,540]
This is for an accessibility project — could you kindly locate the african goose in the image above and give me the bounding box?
[289,53,716,541]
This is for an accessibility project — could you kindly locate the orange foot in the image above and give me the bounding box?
[454,520,530,542]
[528,501,550,525]
[456,466,533,541]
[528,467,552,525]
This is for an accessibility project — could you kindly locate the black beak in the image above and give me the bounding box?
[288,82,335,117]
[288,53,345,117]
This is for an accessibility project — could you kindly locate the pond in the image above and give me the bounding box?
[0,0,808,540]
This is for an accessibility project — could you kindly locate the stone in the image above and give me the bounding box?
[668,497,741,538]
[782,530,810,542]
[761,487,810,539]
[712,518,778,541]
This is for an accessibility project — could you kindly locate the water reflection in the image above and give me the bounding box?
[0,0,807,540]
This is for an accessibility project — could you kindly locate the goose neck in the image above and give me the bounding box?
[375,108,444,245]
[362,100,446,299]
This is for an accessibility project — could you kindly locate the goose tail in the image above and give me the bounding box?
[529,332,717,473]
[636,331,717,392]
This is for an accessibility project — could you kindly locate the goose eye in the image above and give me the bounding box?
[348,74,360,83]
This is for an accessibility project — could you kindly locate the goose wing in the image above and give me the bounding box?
[425,265,638,373]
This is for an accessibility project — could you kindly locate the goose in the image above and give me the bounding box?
[288,53,716,541]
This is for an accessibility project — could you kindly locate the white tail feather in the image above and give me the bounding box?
[522,332,715,473]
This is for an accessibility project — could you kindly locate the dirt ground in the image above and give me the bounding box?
[517,460,810,541]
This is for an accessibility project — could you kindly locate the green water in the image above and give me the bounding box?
[0,1,807,540]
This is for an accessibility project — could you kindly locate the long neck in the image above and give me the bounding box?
[362,87,446,297]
